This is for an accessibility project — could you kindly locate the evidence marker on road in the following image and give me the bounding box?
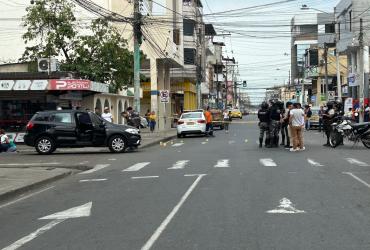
[266,198,305,214]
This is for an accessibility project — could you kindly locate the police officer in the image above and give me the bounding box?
[322,101,335,146]
[269,100,283,148]
[258,102,270,148]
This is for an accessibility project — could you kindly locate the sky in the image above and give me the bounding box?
[0,0,339,104]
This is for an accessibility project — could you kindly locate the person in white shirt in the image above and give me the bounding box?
[101,107,113,123]
[223,109,230,132]
[289,103,305,152]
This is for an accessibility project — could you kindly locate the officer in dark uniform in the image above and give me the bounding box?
[269,100,283,148]
[258,102,270,148]
[322,101,335,146]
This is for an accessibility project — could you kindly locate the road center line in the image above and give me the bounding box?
[141,174,206,250]
[131,176,159,179]
[79,164,110,174]
[0,186,55,209]
[343,172,370,189]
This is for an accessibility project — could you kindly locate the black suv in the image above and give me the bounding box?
[24,110,141,154]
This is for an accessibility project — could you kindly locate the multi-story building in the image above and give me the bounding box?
[336,0,370,109]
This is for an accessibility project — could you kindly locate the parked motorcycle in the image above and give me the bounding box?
[329,117,370,148]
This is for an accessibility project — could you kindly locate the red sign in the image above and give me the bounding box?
[49,79,91,90]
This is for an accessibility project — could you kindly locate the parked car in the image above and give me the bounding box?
[177,111,206,138]
[230,109,243,119]
[24,110,141,154]
[210,109,224,129]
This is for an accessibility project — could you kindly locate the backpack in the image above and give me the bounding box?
[307,109,312,118]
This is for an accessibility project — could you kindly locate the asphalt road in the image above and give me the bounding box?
[1,116,370,250]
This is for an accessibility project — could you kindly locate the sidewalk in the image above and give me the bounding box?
[0,128,177,204]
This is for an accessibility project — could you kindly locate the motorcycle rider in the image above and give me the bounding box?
[258,102,270,148]
[322,101,336,146]
[269,100,283,147]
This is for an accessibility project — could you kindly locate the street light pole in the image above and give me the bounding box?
[133,0,142,113]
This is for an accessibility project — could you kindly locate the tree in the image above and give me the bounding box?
[64,18,134,93]
[21,0,77,62]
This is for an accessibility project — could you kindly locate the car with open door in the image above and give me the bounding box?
[24,110,141,154]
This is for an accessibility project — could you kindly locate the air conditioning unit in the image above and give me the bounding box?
[37,58,58,72]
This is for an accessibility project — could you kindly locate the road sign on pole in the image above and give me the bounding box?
[160,90,170,103]
[328,91,335,101]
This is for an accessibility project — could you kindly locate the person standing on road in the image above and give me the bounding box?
[281,102,292,148]
[258,102,270,148]
[101,107,113,123]
[149,111,157,132]
[204,106,214,137]
[289,103,305,152]
[364,104,370,122]
[223,109,230,133]
[305,105,312,131]
[318,106,324,132]
[322,102,335,146]
[268,101,283,148]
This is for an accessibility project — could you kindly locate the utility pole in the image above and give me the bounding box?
[359,18,369,122]
[324,42,329,101]
[133,0,142,113]
[216,60,219,108]
[334,7,342,102]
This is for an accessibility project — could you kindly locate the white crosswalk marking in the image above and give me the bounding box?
[168,160,189,170]
[123,162,151,172]
[172,143,184,147]
[79,164,110,174]
[346,158,369,167]
[260,158,277,167]
[307,158,324,167]
[214,159,230,168]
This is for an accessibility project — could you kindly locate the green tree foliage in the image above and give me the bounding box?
[65,19,134,93]
[21,0,136,93]
[21,0,76,62]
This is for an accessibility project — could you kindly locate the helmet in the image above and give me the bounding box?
[261,102,269,109]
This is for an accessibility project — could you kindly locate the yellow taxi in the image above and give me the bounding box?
[230,109,243,119]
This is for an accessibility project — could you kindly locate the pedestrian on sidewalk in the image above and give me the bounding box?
[223,109,230,133]
[149,111,157,132]
[289,103,305,152]
[101,107,114,123]
[204,106,214,137]
[281,102,292,148]
[145,109,151,123]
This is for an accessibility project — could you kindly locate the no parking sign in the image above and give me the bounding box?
[160,90,170,103]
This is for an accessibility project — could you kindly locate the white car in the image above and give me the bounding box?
[177,112,206,138]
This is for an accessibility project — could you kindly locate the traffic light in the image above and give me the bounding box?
[243,81,247,88]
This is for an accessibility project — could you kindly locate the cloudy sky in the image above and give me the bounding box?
[0,0,338,103]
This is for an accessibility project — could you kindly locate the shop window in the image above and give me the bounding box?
[50,113,72,124]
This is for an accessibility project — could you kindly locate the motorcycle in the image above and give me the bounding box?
[329,116,370,148]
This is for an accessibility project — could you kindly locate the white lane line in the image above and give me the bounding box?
[0,186,55,209]
[307,158,324,167]
[214,159,230,168]
[201,142,208,145]
[122,162,151,172]
[108,158,117,161]
[343,172,370,189]
[228,140,236,144]
[260,158,277,167]
[79,179,107,183]
[131,176,159,180]
[168,160,189,170]
[0,162,61,167]
[172,143,184,147]
[346,158,369,167]
[141,174,206,250]
[79,164,110,174]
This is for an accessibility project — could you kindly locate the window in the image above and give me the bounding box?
[181,112,202,119]
[90,113,103,126]
[183,19,195,36]
[50,113,72,124]
[183,0,192,6]
[173,29,181,45]
[33,114,49,122]
[76,112,92,125]
[184,48,196,65]
[325,23,335,34]
[309,49,319,66]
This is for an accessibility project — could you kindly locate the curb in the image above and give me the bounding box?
[0,165,91,171]
[0,170,73,204]
[140,134,177,149]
